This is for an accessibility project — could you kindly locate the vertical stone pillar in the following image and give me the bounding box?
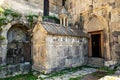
[66,18,68,26]
[60,19,62,25]
[63,17,66,26]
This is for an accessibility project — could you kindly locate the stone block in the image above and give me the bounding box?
[72,57,80,65]
[0,68,7,78]
[20,62,31,73]
[65,59,72,67]
[104,60,117,67]
[7,65,18,75]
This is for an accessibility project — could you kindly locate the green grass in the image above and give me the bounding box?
[0,74,37,80]
[44,65,101,79]
[92,67,116,78]
[45,66,83,78]
[69,76,83,80]
[0,66,116,80]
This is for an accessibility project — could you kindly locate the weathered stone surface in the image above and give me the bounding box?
[104,60,118,67]
[0,62,31,78]
[87,58,104,67]
[37,68,97,80]
[99,76,120,80]
[32,21,88,73]
[44,36,88,73]
[0,0,120,76]
[1,0,60,16]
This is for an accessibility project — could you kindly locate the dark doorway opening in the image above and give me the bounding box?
[91,34,101,57]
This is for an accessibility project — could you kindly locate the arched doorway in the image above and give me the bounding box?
[84,14,111,60]
[89,31,103,58]
[7,24,31,64]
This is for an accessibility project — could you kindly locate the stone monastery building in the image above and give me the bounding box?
[0,0,120,73]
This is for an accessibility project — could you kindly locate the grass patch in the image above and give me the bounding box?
[98,67,116,75]
[81,65,97,69]
[69,76,84,80]
[0,74,37,80]
[92,67,116,78]
[92,71,108,78]
[45,66,83,78]
[44,65,97,79]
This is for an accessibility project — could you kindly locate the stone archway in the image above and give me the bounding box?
[6,23,31,64]
[84,14,111,60]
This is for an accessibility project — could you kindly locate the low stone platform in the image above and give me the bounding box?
[37,67,120,80]
[37,68,97,80]
[87,57,104,67]
[0,62,31,78]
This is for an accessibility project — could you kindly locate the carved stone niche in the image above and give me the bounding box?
[7,24,31,64]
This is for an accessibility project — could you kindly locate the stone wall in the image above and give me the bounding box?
[64,0,120,63]
[32,24,47,73]
[65,0,118,24]
[0,62,30,78]
[1,0,62,16]
[32,22,88,73]
[28,0,62,14]
[110,10,120,61]
[45,35,88,73]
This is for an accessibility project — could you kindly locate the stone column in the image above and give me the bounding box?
[66,18,68,26]
[60,18,62,25]
[63,17,66,26]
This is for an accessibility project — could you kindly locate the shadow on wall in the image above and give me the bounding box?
[6,24,31,64]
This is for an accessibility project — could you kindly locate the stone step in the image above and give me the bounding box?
[87,57,104,67]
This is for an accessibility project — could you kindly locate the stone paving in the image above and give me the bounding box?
[99,76,120,80]
[36,67,120,80]
[37,68,97,80]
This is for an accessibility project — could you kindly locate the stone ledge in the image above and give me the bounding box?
[0,62,31,78]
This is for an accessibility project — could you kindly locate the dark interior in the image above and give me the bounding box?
[91,34,101,57]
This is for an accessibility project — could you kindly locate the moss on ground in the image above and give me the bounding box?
[0,74,37,80]
[69,76,84,80]
[0,65,116,80]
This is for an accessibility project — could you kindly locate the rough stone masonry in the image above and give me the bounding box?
[32,21,88,73]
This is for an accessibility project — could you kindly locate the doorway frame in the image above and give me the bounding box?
[88,30,104,58]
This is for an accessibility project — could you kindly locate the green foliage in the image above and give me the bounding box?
[26,14,38,22]
[69,76,83,80]
[0,28,2,32]
[0,74,37,80]
[98,67,115,75]
[0,36,5,40]
[38,77,44,80]
[0,9,21,26]
[92,67,116,78]
[45,66,82,78]
[4,9,21,17]
[42,16,60,24]
[0,7,4,13]
[4,9,13,16]
[0,16,6,26]
[26,14,38,27]
[92,71,107,78]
